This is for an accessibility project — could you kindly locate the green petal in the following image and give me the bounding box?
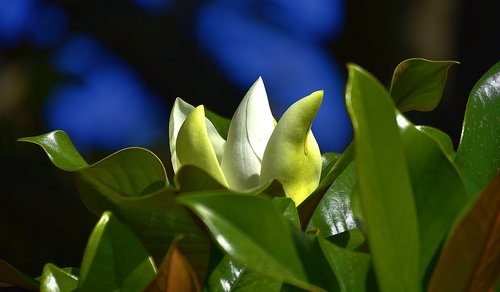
[260,91,323,205]
[176,105,228,187]
[221,77,275,190]
[169,97,225,172]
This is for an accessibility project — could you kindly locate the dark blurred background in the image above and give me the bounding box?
[0,0,498,279]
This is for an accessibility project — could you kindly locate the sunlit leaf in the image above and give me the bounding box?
[309,162,357,237]
[178,193,323,291]
[428,174,500,292]
[346,64,420,291]
[18,130,88,171]
[455,62,500,196]
[389,58,458,112]
[40,263,78,292]
[78,211,157,291]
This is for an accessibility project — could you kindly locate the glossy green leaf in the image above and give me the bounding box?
[398,113,470,279]
[0,258,39,290]
[389,58,458,112]
[178,193,323,291]
[429,174,500,292]
[346,64,420,291]
[40,263,78,292]
[455,62,500,196]
[78,211,157,292]
[326,228,366,251]
[416,125,455,160]
[18,130,88,171]
[298,145,354,230]
[317,235,371,292]
[309,162,357,237]
[320,152,341,182]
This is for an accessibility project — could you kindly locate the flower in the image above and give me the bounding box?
[169,77,323,205]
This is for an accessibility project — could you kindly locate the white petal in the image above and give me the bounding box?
[169,97,225,172]
[221,77,275,190]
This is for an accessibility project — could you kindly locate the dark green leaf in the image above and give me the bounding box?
[317,235,371,292]
[40,263,78,292]
[455,62,500,196]
[320,152,341,181]
[345,64,420,291]
[174,165,227,192]
[0,258,39,290]
[298,144,354,230]
[326,228,366,251]
[18,130,88,171]
[309,162,357,237]
[205,108,231,139]
[389,58,458,112]
[273,197,300,229]
[78,211,157,291]
[429,174,500,292]
[178,193,322,291]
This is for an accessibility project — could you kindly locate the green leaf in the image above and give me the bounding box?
[345,64,420,291]
[174,165,227,192]
[18,130,88,171]
[272,197,300,229]
[309,162,357,237]
[0,258,39,290]
[428,174,500,292]
[77,147,168,200]
[389,58,458,112]
[78,211,157,292]
[320,152,341,182]
[416,125,455,160]
[326,228,366,251]
[178,193,323,291]
[317,236,371,292]
[40,263,78,292]
[205,108,231,140]
[398,114,470,279]
[455,62,500,197]
[206,255,283,292]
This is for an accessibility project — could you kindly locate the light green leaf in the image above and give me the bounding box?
[221,77,275,191]
[40,263,78,292]
[176,105,228,187]
[78,211,157,292]
[429,174,500,292]
[455,62,500,196]
[389,58,458,112]
[346,64,420,292]
[260,91,323,205]
[18,130,88,171]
